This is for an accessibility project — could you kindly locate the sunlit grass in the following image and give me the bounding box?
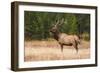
[24,40,90,61]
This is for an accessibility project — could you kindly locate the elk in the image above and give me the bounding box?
[50,19,80,52]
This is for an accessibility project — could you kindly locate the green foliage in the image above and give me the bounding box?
[24,11,90,40]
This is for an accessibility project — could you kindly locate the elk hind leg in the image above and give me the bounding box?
[75,45,78,53]
[73,42,78,53]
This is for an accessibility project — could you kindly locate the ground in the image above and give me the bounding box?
[24,40,90,62]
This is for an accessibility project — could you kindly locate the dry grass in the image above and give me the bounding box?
[24,40,90,62]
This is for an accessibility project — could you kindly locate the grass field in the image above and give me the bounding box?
[24,40,90,62]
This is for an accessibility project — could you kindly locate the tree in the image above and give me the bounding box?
[24,11,90,41]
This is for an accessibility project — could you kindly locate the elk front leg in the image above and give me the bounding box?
[60,44,63,52]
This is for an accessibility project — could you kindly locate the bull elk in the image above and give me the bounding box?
[50,19,80,52]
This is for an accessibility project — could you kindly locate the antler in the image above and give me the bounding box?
[55,20,60,26]
[59,18,64,26]
[54,18,64,27]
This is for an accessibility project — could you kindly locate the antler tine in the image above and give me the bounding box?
[61,18,64,24]
[59,18,64,26]
[54,19,59,27]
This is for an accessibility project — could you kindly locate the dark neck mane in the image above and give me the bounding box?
[53,31,60,41]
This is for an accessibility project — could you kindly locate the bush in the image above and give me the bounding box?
[81,33,90,41]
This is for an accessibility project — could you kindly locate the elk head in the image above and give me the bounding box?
[50,18,64,34]
[49,18,64,41]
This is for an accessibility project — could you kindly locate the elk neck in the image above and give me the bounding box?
[52,31,60,41]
